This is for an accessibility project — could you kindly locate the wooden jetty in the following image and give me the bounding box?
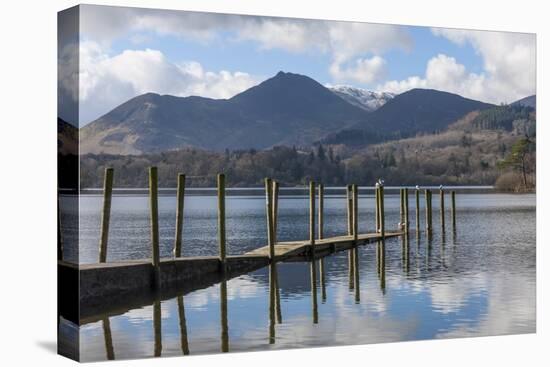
[58,167,457,325]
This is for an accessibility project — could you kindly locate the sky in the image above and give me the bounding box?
[58,5,536,125]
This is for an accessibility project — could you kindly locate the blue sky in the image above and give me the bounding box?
[61,5,535,125]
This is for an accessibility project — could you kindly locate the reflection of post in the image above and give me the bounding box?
[220,279,229,352]
[346,185,353,289]
[153,300,162,357]
[274,264,282,324]
[99,167,114,263]
[177,295,190,355]
[378,241,386,293]
[353,246,360,303]
[348,248,354,290]
[404,232,410,274]
[102,317,115,360]
[173,174,186,258]
[269,263,277,344]
[320,258,327,302]
[310,260,318,324]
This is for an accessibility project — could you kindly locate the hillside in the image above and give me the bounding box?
[323,88,494,146]
[80,71,369,154]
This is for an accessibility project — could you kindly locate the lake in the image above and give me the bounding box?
[59,190,536,361]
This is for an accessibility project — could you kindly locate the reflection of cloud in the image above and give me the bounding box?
[429,274,487,314]
[436,272,535,338]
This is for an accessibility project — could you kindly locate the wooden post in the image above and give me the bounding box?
[346,185,353,236]
[451,190,456,228]
[309,181,316,255]
[415,189,420,233]
[399,188,404,230]
[404,188,409,232]
[424,189,430,233]
[374,185,380,233]
[99,167,114,263]
[352,184,358,241]
[149,167,160,270]
[318,183,324,240]
[272,180,280,244]
[265,178,275,260]
[218,174,226,266]
[379,185,385,239]
[440,188,445,229]
[173,174,186,258]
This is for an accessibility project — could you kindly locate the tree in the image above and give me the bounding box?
[498,137,533,188]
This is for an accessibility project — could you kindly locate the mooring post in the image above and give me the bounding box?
[309,181,316,255]
[149,167,160,273]
[440,188,445,229]
[374,184,380,233]
[352,184,358,241]
[346,184,353,236]
[424,189,430,234]
[404,188,409,232]
[265,178,275,261]
[415,188,420,233]
[318,183,324,240]
[272,180,280,244]
[99,167,114,263]
[173,173,186,258]
[217,174,227,268]
[399,188,405,230]
[379,185,385,239]
[451,190,456,228]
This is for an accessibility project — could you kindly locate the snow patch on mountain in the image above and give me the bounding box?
[329,85,395,112]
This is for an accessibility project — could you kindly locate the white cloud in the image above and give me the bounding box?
[329,56,387,84]
[77,41,260,124]
[379,30,536,103]
[79,6,412,87]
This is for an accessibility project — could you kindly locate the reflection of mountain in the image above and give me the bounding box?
[80,71,369,154]
[58,117,78,155]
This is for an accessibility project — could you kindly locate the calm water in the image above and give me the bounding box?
[62,191,536,361]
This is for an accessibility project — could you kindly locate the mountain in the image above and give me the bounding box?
[323,88,494,146]
[80,71,370,154]
[329,86,394,112]
[512,95,536,109]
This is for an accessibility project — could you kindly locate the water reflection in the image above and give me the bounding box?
[72,193,535,362]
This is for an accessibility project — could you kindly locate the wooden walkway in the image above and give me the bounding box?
[246,231,403,260]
